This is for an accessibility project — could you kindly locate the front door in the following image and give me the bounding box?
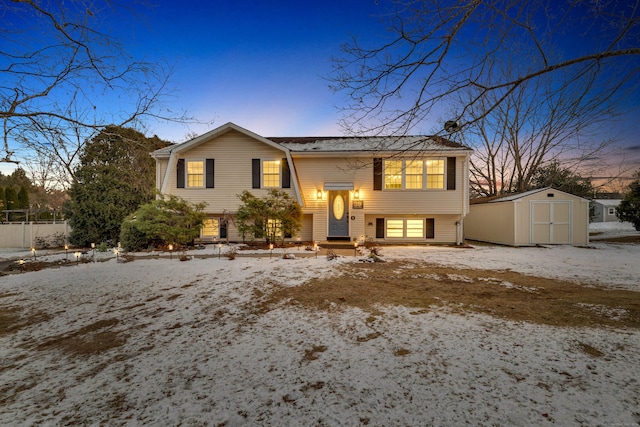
[328,191,349,239]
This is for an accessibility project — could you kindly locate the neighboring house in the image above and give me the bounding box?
[591,199,622,223]
[151,122,472,244]
[464,187,590,246]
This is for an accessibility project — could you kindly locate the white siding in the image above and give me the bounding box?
[163,130,296,212]
[293,156,467,242]
[154,126,470,244]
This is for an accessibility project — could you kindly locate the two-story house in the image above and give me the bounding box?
[151,122,472,244]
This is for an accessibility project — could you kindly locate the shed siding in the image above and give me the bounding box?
[464,203,516,245]
[466,188,589,246]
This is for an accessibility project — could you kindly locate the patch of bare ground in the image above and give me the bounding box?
[262,261,640,329]
[590,235,640,243]
[36,318,128,356]
[1,304,51,337]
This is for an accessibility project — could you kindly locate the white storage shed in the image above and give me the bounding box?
[464,187,590,246]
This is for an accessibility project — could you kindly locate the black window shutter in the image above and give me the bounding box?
[206,159,214,188]
[252,159,261,188]
[376,218,385,238]
[282,158,290,188]
[373,158,382,191]
[447,157,456,190]
[426,218,435,238]
[220,219,227,239]
[177,159,185,188]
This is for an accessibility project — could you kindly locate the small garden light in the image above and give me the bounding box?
[17,259,25,273]
[217,242,223,259]
[91,242,96,262]
[74,251,81,266]
[113,248,119,262]
[168,244,174,260]
[31,247,36,260]
[354,241,358,257]
[64,244,69,261]
[313,242,318,259]
[269,243,274,259]
[296,236,301,250]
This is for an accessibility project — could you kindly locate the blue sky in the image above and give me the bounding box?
[1,0,638,177]
[115,1,639,174]
[119,0,389,141]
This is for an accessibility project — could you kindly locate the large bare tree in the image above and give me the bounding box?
[1,0,186,186]
[331,0,639,190]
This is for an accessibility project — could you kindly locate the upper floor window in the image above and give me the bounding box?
[384,160,403,190]
[187,160,204,188]
[426,159,444,189]
[262,160,281,188]
[405,160,424,189]
[384,159,445,190]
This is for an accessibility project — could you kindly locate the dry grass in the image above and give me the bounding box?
[36,318,128,356]
[263,261,640,329]
[590,235,640,243]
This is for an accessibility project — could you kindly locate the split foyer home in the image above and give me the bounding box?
[151,122,472,244]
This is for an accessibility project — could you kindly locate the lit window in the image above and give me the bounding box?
[386,219,404,238]
[202,218,219,238]
[262,160,280,188]
[406,219,424,238]
[187,160,204,188]
[385,219,426,238]
[405,160,423,189]
[267,219,283,239]
[426,160,444,189]
[384,160,403,190]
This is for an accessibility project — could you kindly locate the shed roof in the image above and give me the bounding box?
[470,187,589,205]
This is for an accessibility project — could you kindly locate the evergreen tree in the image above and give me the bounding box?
[4,187,18,221]
[64,126,170,246]
[18,186,29,209]
[120,194,207,251]
[616,171,640,231]
[530,161,594,199]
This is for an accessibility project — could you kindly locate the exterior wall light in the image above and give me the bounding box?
[317,189,323,200]
[354,190,360,199]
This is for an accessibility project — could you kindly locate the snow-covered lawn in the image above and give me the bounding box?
[1,224,639,425]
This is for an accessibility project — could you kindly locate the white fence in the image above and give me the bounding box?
[0,221,70,248]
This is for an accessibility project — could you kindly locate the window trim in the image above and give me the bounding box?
[201,218,220,238]
[607,207,616,215]
[384,218,428,239]
[186,159,205,188]
[261,159,282,188]
[383,158,447,191]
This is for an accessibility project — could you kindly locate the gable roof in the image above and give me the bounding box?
[470,187,589,205]
[592,199,622,207]
[268,135,471,153]
[151,122,289,159]
[152,122,472,158]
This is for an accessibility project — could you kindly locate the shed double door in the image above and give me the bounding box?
[531,201,571,244]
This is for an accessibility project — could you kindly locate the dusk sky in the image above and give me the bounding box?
[121,0,388,140]
[1,0,639,176]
